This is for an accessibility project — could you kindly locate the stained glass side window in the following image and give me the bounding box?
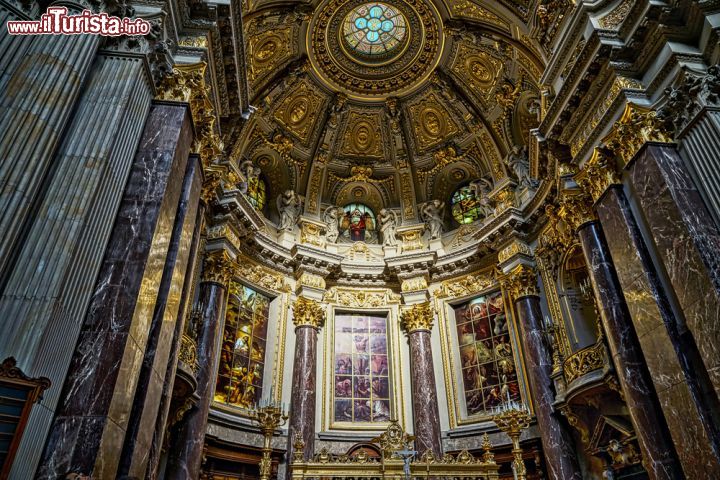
[333,314,391,423]
[247,176,267,211]
[342,3,407,55]
[451,185,482,225]
[214,284,270,408]
[454,292,520,416]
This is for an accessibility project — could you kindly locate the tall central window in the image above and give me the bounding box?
[334,314,392,423]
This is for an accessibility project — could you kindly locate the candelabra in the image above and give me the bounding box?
[250,401,288,480]
[493,407,531,480]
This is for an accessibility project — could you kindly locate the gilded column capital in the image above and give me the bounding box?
[501,264,539,300]
[575,149,621,202]
[400,301,434,334]
[292,296,325,330]
[201,250,236,286]
[558,192,597,232]
[603,103,673,165]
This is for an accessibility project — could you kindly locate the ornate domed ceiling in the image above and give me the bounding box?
[231,0,557,246]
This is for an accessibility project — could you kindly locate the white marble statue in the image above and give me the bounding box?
[377,208,398,247]
[277,190,302,231]
[421,199,445,240]
[468,177,495,218]
[505,145,537,188]
[323,206,343,243]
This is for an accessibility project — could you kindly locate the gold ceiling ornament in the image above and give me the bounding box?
[500,264,539,300]
[248,27,292,84]
[598,0,633,29]
[341,111,384,158]
[308,0,442,99]
[558,192,597,232]
[409,93,460,151]
[450,0,509,28]
[323,286,402,307]
[575,148,622,202]
[328,165,395,192]
[450,43,503,104]
[261,132,307,175]
[400,301,434,333]
[202,250,237,286]
[603,103,673,165]
[418,145,463,183]
[292,296,326,329]
[273,81,326,144]
[236,256,289,293]
[436,270,495,299]
[489,184,516,213]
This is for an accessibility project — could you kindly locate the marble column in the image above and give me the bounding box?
[595,184,720,477]
[503,265,582,480]
[118,154,202,479]
[286,296,325,466]
[0,0,38,91]
[165,251,234,479]
[627,144,720,395]
[399,302,443,457]
[36,102,193,479]
[145,180,205,480]
[0,9,100,278]
[577,220,683,479]
[0,49,153,479]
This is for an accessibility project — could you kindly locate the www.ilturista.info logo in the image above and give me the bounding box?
[7,7,151,35]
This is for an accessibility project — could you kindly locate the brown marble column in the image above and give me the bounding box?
[576,219,683,479]
[503,265,582,480]
[286,296,325,466]
[400,302,442,457]
[594,183,720,477]
[36,102,193,479]
[165,251,235,479]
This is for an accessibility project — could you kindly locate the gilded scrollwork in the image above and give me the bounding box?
[274,81,326,144]
[323,287,402,307]
[408,93,460,151]
[436,270,495,298]
[248,27,292,85]
[500,264,539,300]
[292,296,326,329]
[340,111,384,158]
[400,301,434,333]
[202,250,236,286]
[603,104,673,165]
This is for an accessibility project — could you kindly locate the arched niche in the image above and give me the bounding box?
[558,244,600,353]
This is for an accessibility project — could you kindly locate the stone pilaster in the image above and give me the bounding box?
[0,17,100,278]
[35,102,192,479]
[501,264,583,480]
[287,296,325,467]
[165,250,236,479]
[0,49,154,478]
[400,301,443,457]
[594,184,720,477]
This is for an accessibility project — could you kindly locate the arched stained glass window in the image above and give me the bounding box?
[451,185,482,225]
[340,203,376,242]
[247,176,267,211]
[342,3,407,55]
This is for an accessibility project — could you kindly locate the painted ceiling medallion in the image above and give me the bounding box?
[308,0,443,99]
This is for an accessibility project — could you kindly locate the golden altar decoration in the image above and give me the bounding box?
[290,421,500,480]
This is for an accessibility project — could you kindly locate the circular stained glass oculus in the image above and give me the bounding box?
[342,3,408,57]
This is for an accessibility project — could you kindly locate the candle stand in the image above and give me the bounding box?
[493,407,531,480]
[250,403,288,480]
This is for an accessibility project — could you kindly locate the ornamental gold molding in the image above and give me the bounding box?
[401,276,429,292]
[248,27,292,85]
[498,240,532,264]
[236,256,289,293]
[562,341,606,384]
[603,103,673,165]
[418,146,464,183]
[450,0,509,29]
[298,271,326,290]
[323,286,402,307]
[328,166,395,193]
[400,301,434,333]
[274,81,325,144]
[397,226,425,253]
[299,220,326,248]
[409,93,460,152]
[436,270,495,299]
[575,148,622,202]
[598,0,633,29]
[292,296,325,329]
[202,250,236,285]
[340,111,384,158]
[500,264,539,300]
[450,43,503,104]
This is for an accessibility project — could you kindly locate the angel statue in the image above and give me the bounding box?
[468,177,495,218]
[277,190,302,231]
[421,199,445,240]
[377,208,398,247]
[505,144,537,189]
[323,206,344,243]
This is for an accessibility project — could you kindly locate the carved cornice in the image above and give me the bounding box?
[500,264,539,300]
[292,296,325,329]
[202,250,236,286]
[400,301,434,333]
